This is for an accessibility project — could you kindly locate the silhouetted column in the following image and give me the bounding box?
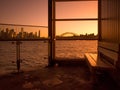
[48,0,55,66]
[98,0,101,41]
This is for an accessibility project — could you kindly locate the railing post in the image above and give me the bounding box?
[16,41,21,73]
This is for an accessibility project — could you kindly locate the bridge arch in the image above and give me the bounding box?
[60,32,78,37]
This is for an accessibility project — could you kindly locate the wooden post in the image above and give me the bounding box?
[16,41,21,73]
[52,0,56,64]
[98,0,102,41]
[48,0,55,66]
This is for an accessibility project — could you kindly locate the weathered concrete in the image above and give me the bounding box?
[0,65,119,90]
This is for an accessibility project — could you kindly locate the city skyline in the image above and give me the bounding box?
[0,27,98,40]
[0,28,41,40]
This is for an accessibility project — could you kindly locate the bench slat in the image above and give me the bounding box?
[89,53,97,62]
[85,53,97,67]
[98,47,118,65]
[98,42,120,52]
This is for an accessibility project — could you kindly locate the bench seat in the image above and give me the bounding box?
[85,53,115,71]
[84,42,120,83]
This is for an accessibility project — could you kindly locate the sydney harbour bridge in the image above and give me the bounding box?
[56,32,98,40]
[60,32,78,37]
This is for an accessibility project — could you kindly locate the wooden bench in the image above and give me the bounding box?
[85,42,120,82]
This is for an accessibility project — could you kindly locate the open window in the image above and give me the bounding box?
[50,0,98,60]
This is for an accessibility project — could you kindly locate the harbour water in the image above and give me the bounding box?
[0,40,97,75]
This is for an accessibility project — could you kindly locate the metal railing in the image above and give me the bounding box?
[0,23,48,41]
[0,23,48,73]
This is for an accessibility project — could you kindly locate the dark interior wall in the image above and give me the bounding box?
[100,0,120,84]
[119,0,120,43]
[101,0,119,43]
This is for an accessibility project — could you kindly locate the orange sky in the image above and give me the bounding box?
[56,1,98,36]
[0,0,98,37]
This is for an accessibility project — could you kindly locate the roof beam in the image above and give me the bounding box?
[55,0,98,2]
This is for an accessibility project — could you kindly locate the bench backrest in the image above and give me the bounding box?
[98,42,120,69]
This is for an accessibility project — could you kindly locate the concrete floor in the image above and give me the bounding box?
[0,63,119,90]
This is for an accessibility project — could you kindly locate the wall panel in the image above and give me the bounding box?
[118,0,120,43]
[101,0,119,43]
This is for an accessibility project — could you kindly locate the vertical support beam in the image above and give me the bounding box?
[98,0,102,41]
[98,0,102,55]
[52,0,56,61]
[48,0,53,66]
[48,0,55,66]
[16,41,21,73]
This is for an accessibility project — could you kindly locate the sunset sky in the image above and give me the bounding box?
[0,0,98,37]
